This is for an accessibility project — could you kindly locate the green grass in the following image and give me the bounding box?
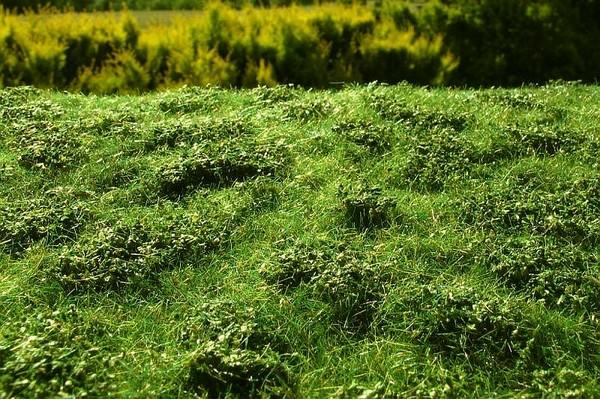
[1,82,600,398]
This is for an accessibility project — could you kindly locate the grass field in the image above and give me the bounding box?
[1,83,600,398]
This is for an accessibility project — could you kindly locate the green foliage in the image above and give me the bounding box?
[52,211,227,292]
[461,172,600,244]
[407,282,540,365]
[436,0,600,86]
[264,239,389,332]
[1,96,66,123]
[1,84,600,397]
[1,1,600,90]
[0,306,114,398]
[183,300,294,397]
[338,184,396,230]
[0,190,88,255]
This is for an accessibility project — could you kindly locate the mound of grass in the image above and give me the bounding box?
[154,140,288,197]
[281,97,337,122]
[0,190,88,255]
[148,117,254,150]
[505,125,581,156]
[331,120,392,154]
[153,86,223,115]
[338,184,397,230]
[380,277,598,374]
[367,92,469,132]
[183,300,294,398]
[401,127,476,190]
[477,236,600,313]
[252,84,302,104]
[12,122,86,170]
[0,94,65,124]
[462,172,600,243]
[52,211,228,293]
[0,306,114,398]
[263,239,390,332]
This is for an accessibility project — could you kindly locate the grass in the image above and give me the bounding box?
[1,82,600,397]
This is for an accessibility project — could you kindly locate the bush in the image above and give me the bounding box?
[0,4,456,91]
[437,0,600,86]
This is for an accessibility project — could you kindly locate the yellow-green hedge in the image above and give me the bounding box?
[0,3,457,92]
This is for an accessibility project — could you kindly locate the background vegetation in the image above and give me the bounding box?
[1,82,600,397]
[0,0,598,92]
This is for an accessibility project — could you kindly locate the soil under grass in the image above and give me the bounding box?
[1,83,600,398]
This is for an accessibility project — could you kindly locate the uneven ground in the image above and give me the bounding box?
[1,83,600,398]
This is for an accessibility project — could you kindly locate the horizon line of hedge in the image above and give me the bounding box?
[0,0,599,93]
[1,0,365,12]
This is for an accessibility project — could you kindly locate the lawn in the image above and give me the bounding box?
[1,83,599,398]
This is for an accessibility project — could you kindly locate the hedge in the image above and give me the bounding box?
[0,0,598,92]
